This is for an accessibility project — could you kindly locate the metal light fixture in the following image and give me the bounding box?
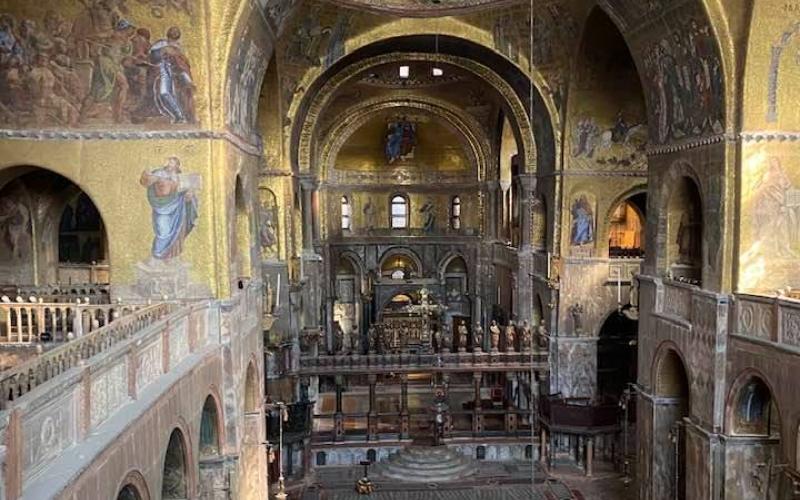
[432,33,443,77]
[274,402,289,500]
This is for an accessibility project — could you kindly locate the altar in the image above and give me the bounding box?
[380,313,430,352]
[374,288,444,354]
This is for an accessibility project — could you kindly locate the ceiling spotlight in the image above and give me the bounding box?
[432,67,443,77]
[399,65,410,79]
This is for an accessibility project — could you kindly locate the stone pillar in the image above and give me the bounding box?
[531,378,539,434]
[300,179,315,250]
[486,182,499,240]
[499,181,511,242]
[586,437,594,477]
[400,375,410,439]
[517,174,536,250]
[367,374,378,441]
[472,295,482,332]
[472,372,483,434]
[540,427,549,471]
[361,293,373,354]
[326,297,335,354]
[241,409,267,500]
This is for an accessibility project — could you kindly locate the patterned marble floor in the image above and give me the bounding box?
[325,485,550,500]
[302,462,577,500]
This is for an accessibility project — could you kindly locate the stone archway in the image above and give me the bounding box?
[0,166,109,288]
[117,484,142,500]
[161,428,190,500]
[649,347,690,500]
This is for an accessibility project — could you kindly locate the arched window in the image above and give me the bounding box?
[162,429,188,500]
[451,196,461,230]
[609,197,645,258]
[341,196,351,231]
[391,195,408,229]
[732,377,778,437]
[117,485,141,500]
[667,177,703,284]
[199,396,220,456]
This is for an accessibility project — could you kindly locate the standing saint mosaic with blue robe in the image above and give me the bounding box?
[570,195,594,246]
[385,119,416,164]
[140,157,199,260]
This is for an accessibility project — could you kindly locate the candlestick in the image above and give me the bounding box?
[276,273,281,309]
[546,252,551,279]
[300,254,305,281]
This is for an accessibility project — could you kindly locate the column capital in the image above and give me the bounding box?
[298,175,319,190]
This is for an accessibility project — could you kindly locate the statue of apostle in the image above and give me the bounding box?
[489,320,501,352]
[505,320,517,352]
[520,320,532,352]
[473,324,484,352]
[536,319,549,350]
[457,322,469,352]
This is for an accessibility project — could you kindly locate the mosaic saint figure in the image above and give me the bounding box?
[751,157,799,257]
[536,319,549,349]
[570,195,594,246]
[385,119,416,164]
[260,206,277,249]
[420,199,435,233]
[148,27,195,123]
[140,156,199,259]
[362,197,377,232]
[0,197,29,260]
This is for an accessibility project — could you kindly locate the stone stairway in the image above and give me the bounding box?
[372,446,479,484]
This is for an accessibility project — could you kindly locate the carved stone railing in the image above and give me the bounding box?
[653,279,700,325]
[734,294,800,350]
[0,303,174,404]
[11,283,111,303]
[0,300,212,491]
[334,227,480,239]
[299,350,549,375]
[0,301,149,344]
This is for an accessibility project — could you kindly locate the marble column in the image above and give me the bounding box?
[486,182,499,240]
[586,437,594,477]
[400,375,410,439]
[499,180,511,242]
[516,174,537,324]
[300,178,316,251]
[472,372,483,434]
[367,374,378,441]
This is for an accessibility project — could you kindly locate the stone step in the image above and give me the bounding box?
[394,446,461,461]
[380,458,473,473]
[373,445,479,484]
[386,454,470,469]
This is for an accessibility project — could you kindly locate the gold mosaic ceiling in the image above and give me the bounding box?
[323,0,518,16]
